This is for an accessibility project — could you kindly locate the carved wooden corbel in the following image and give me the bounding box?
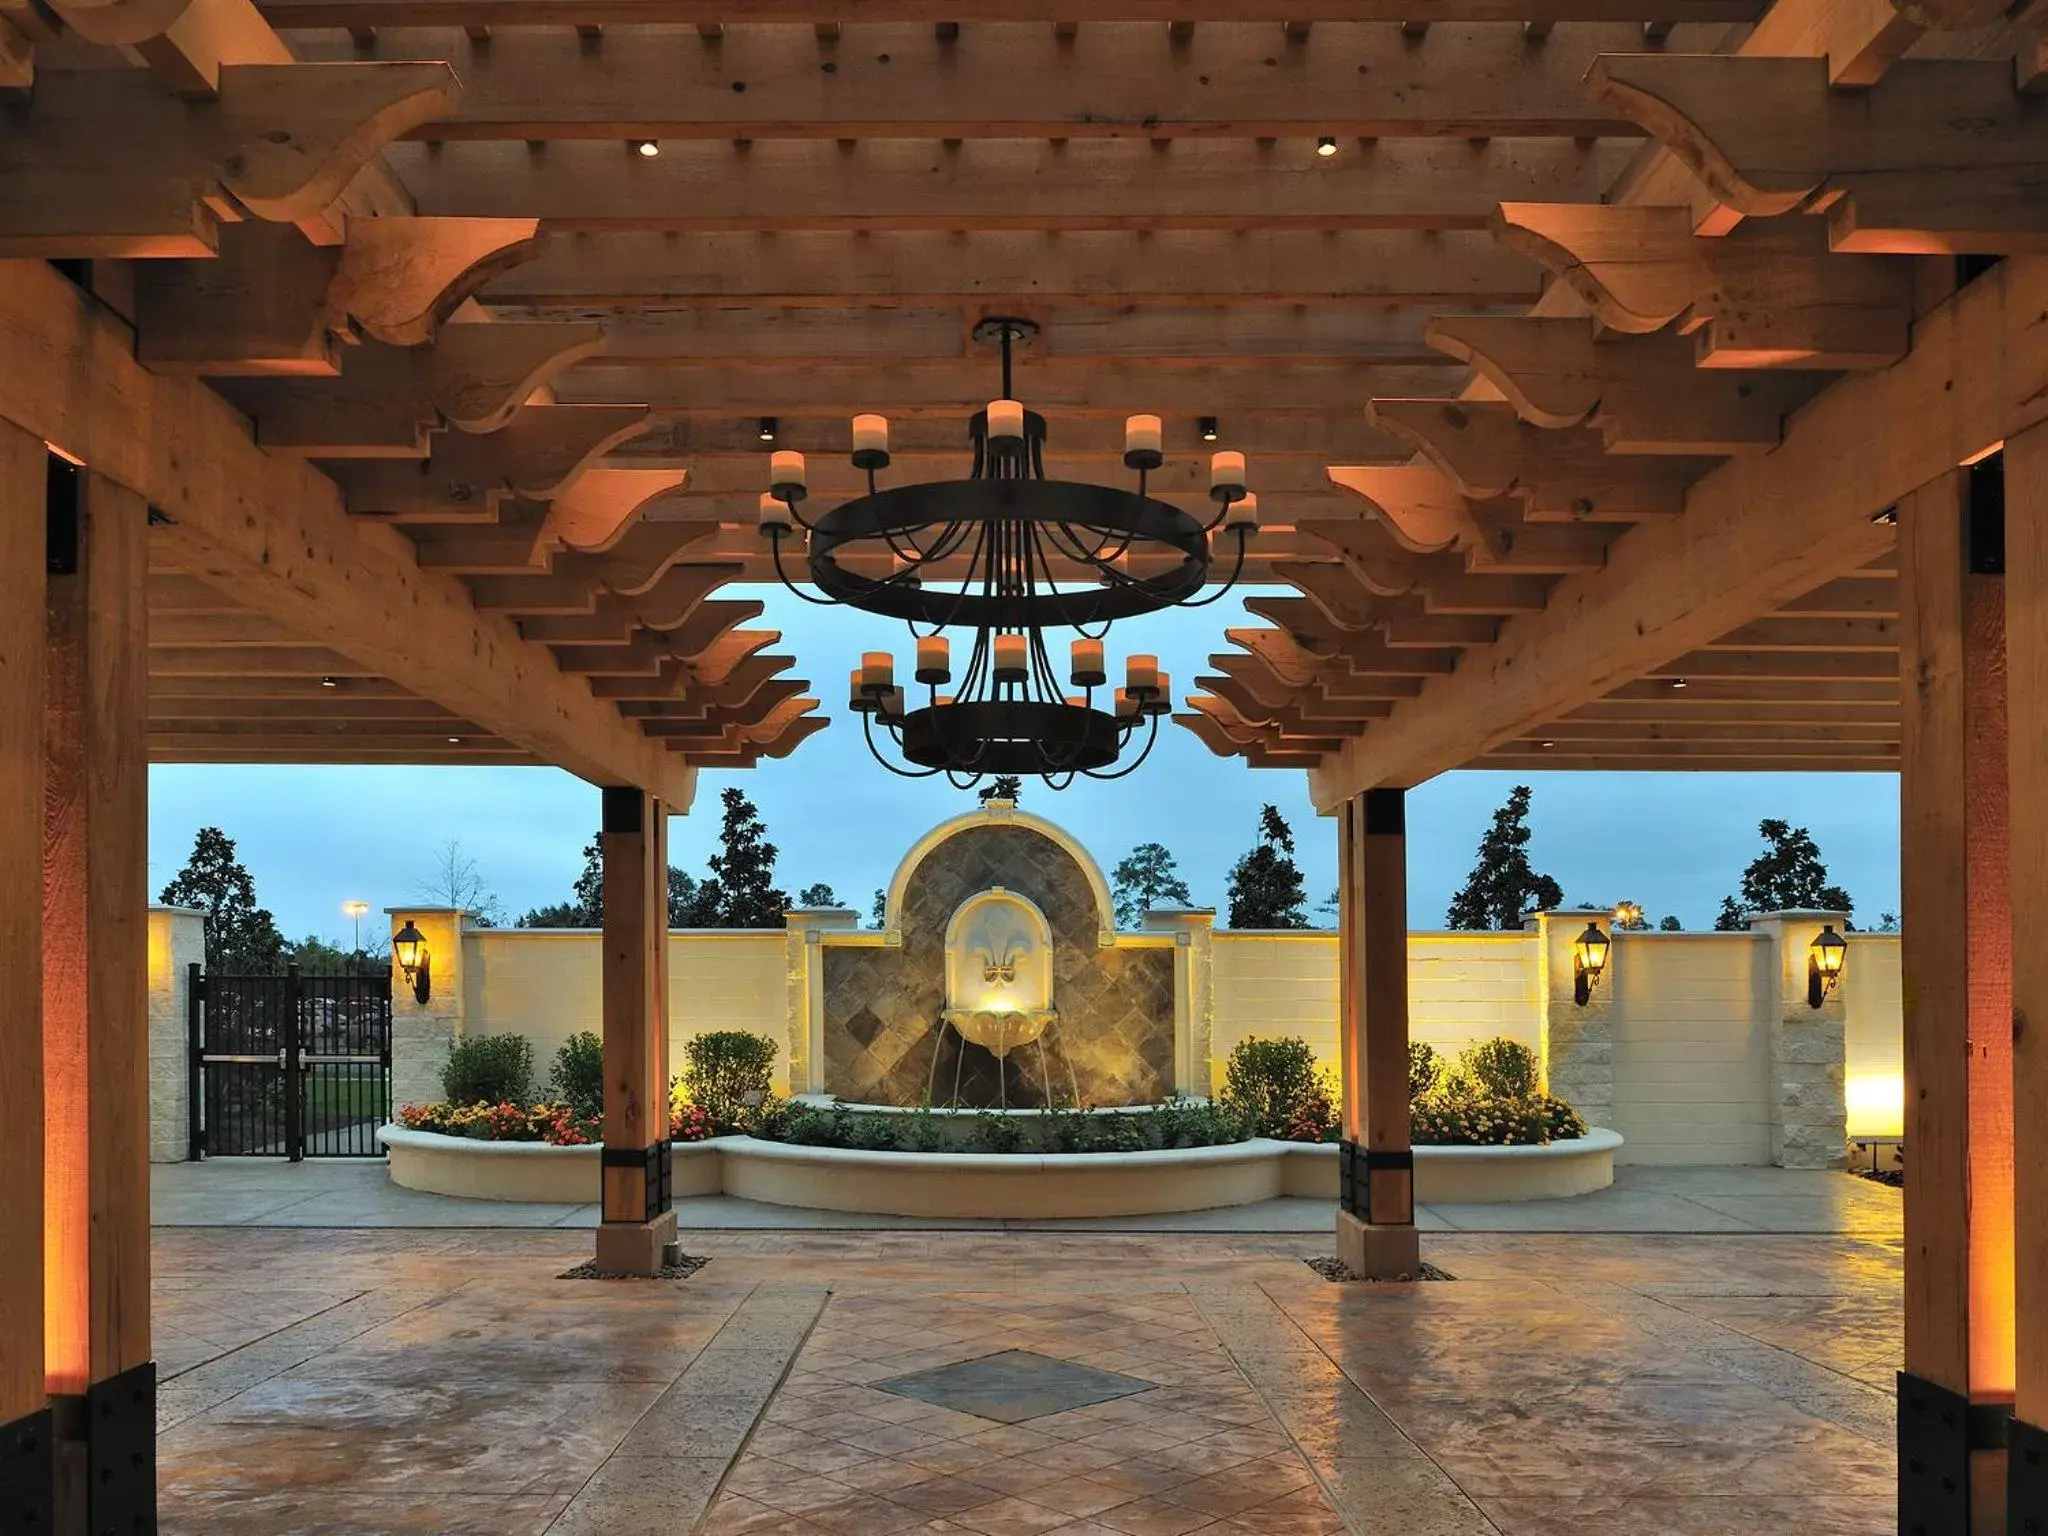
[1424,314,1820,454]
[1493,202,1912,368]
[0,64,456,257]
[1588,55,2048,254]
[334,404,653,519]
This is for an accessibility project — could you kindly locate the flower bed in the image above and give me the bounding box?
[377,1127,1621,1212]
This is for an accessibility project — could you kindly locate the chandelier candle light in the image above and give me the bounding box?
[760,316,1256,786]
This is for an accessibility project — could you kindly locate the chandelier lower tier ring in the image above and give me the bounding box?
[805,478,1209,629]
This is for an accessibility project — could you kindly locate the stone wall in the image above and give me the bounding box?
[821,823,1175,1107]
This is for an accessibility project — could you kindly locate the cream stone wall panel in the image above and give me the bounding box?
[1843,935,1904,1137]
[1607,934,1774,1166]
[146,907,205,1163]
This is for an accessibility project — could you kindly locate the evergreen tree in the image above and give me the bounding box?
[870,888,887,928]
[696,787,789,928]
[1658,915,1683,932]
[669,866,714,927]
[978,774,1024,805]
[1714,819,1854,929]
[1225,805,1310,929]
[1445,786,1563,930]
[1611,901,1651,931]
[519,834,713,928]
[1110,842,1194,927]
[797,882,841,907]
[159,827,287,973]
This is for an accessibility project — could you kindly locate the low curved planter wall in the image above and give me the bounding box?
[379,1127,1620,1212]
[1283,1130,1623,1205]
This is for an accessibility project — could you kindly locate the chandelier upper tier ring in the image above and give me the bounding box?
[806,478,1210,628]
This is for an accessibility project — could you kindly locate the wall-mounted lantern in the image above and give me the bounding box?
[1573,921,1610,1007]
[1808,923,1847,1008]
[392,920,432,1004]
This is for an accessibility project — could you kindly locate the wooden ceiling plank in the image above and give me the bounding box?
[258,2,1769,23]
[484,230,1545,307]
[0,64,456,257]
[387,136,1645,231]
[299,22,1677,139]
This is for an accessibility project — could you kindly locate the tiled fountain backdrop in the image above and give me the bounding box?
[821,824,1175,1107]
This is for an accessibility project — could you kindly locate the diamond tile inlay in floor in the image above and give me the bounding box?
[874,1348,1157,1424]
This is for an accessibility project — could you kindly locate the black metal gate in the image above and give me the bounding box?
[189,964,393,1159]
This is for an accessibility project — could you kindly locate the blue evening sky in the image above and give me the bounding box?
[148,586,1901,945]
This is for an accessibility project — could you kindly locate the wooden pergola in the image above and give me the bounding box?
[1,0,2045,1529]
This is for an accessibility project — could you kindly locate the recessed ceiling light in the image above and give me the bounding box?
[758,416,779,443]
[1315,136,1338,157]
[1198,416,1219,442]
[1872,506,1899,525]
[632,139,660,157]
[319,676,339,688]
[447,735,461,744]
[1670,677,1689,690]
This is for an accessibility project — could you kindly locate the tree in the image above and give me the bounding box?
[160,827,287,973]
[979,774,1023,805]
[286,933,384,975]
[870,888,887,928]
[1658,915,1683,932]
[1714,819,1855,930]
[670,867,715,927]
[1444,786,1563,931]
[1225,805,1310,929]
[1879,911,1900,932]
[1110,842,1193,928]
[414,838,504,927]
[519,834,714,928]
[695,787,789,928]
[797,882,841,907]
[1611,901,1651,932]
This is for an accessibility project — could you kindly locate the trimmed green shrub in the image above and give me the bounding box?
[440,1034,532,1106]
[968,1110,1026,1154]
[850,1113,900,1152]
[681,1030,779,1130]
[901,1102,946,1152]
[550,1031,604,1119]
[1409,1090,1550,1147]
[1460,1038,1539,1100]
[1220,1035,1324,1138]
[1408,1042,1443,1101]
[1536,1093,1587,1142]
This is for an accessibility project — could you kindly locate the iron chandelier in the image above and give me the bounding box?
[756,317,1260,787]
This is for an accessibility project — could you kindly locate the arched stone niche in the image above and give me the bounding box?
[819,802,1175,1107]
[942,887,1057,1059]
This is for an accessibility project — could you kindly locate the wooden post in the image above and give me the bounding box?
[0,422,49,1524]
[2005,420,2048,1532]
[42,466,153,1531]
[1336,788,1421,1280]
[1897,466,2013,1536]
[596,785,675,1275]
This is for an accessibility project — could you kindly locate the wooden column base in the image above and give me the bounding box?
[49,1362,155,1536]
[1337,1209,1421,1282]
[595,1210,677,1277]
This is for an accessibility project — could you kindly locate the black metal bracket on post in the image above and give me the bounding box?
[2012,1414,2048,1536]
[0,1405,52,1535]
[1898,1371,2011,1536]
[1337,1141,1413,1226]
[84,1362,155,1535]
[186,962,205,1161]
[601,1141,672,1222]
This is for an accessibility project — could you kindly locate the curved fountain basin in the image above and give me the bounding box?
[940,1006,1057,1059]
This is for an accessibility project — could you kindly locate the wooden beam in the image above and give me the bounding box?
[390,135,1644,230]
[1493,203,1914,368]
[1424,313,1821,454]
[41,468,153,1503]
[0,257,694,804]
[0,64,457,257]
[1273,561,1501,644]
[485,229,1545,306]
[513,563,739,642]
[0,423,42,1445]
[2008,422,2048,1467]
[1309,255,2047,802]
[52,0,291,97]
[303,22,1666,139]
[555,358,1454,413]
[259,0,1768,21]
[1589,55,2048,254]
[214,321,602,454]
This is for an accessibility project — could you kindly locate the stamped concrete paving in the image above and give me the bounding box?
[153,1208,1901,1534]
